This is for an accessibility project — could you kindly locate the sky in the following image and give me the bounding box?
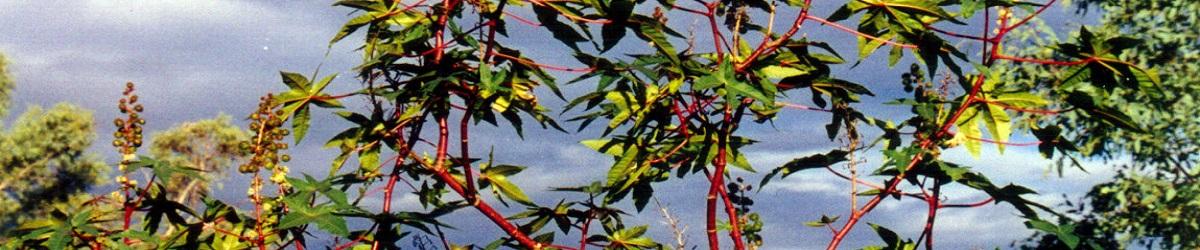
[0,1,1116,249]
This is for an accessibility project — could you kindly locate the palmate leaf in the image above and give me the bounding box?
[275,71,343,143]
[631,15,680,64]
[532,4,587,51]
[278,196,349,237]
[1025,219,1081,249]
[480,164,534,206]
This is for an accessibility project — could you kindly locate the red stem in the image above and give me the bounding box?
[939,197,995,208]
[827,72,990,250]
[705,2,727,63]
[503,10,542,27]
[738,0,813,71]
[805,16,917,49]
[920,182,941,250]
[1003,0,1058,32]
[578,214,593,250]
[460,92,478,197]
[413,114,543,249]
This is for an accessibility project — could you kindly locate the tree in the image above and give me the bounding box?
[0,53,107,235]
[148,115,251,206]
[0,54,12,117]
[1010,0,1200,248]
[0,103,107,236]
[3,1,1168,249]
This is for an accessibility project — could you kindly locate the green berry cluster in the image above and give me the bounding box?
[238,94,292,187]
[113,82,145,157]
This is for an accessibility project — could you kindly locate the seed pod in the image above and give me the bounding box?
[129,95,139,103]
[280,154,291,162]
[112,139,123,147]
[126,82,134,89]
[114,118,125,127]
[239,164,256,173]
[133,104,143,112]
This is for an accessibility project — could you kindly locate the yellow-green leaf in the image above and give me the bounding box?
[761,65,811,79]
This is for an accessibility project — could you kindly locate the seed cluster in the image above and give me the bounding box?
[113,82,145,179]
[239,94,292,197]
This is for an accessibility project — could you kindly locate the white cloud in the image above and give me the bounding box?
[760,172,844,195]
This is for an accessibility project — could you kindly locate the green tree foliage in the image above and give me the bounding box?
[1,1,1173,249]
[0,104,107,233]
[0,54,12,117]
[148,114,252,206]
[1012,0,1200,248]
[0,52,107,237]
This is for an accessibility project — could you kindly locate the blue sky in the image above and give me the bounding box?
[0,1,1118,249]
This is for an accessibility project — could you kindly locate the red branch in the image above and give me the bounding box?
[805,16,917,49]
[503,10,542,27]
[777,101,832,112]
[737,0,814,71]
[403,115,543,249]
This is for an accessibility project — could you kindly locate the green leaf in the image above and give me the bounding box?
[293,106,311,144]
[581,139,624,156]
[804,214,841,227]
[761,65,811,79]
[278,197,349,237]
[953,107,984,158]
[727,79,773,104]
[760,150,849,188]
[331,12,377,44]
[359,143,381,173]
[281,71,310,90]
[981,103,1012,153]
[960,0,983,18]
[608,147,641,187]
[490,175,534,205]
[634,19,679,63]
[991,92,1050,107]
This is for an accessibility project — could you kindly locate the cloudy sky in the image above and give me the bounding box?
[0,1,1115,249]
